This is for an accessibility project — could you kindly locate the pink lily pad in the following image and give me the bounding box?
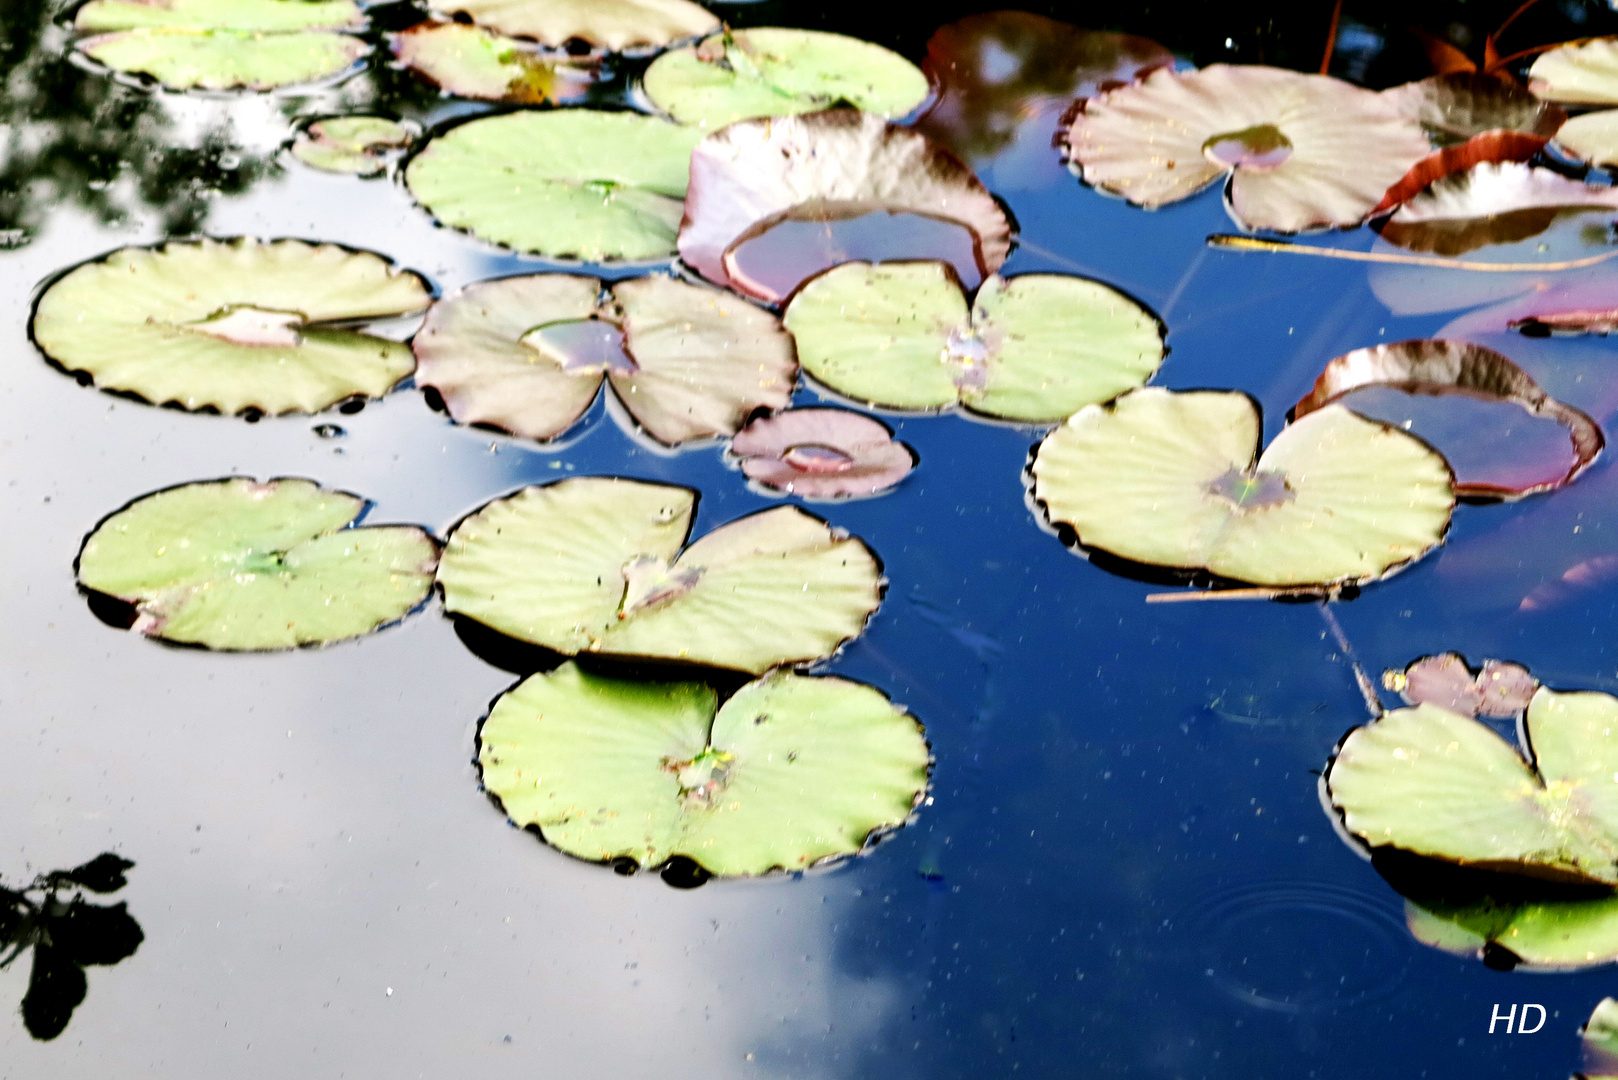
[1381,72,1566,146]
[1377,161,1618,256]
[1391,652,1538,718]
[678,109,1013,305]
[730,408,915,500]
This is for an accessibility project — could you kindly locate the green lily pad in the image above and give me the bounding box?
[424,0,718,52]
[405,110,703,261]
[77,478,439,651]
[437,477,883,674]
[413,272,796,446]
[642,28,928,130]
[1586,998,1618,1073]
[74,0,368,91]
[1405,893,1618,971]
[291,116,415,176]
[783,261,1164,422]
[393,22,597,105]
[1328,688,1618,886]
[31,237,431,416]
[1030,388,1454,588]
[478,662,930,876]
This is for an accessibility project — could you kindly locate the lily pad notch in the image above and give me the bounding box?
[476,662,931,879]
[679,109,1014,305]
[76,477,440,651]
[1294,339,1603,499]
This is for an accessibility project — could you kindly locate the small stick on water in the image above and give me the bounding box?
[1145,587,1307,602]
[1207,234,1618,273]
[1318,602,1383,720]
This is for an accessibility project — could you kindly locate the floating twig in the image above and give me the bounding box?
[1207,234,1618,272]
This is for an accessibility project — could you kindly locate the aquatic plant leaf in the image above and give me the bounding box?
[32,238,429,415]
[1329,689,1618,886]
[679,110,1012,305]
[406,110,702,261]
[413,272,795,445]
[1381,73,1566,146]
[642,28,927,130]
[1388,652,1537,718]
[479,663,929,876]
[1293,339,1603,498]
[50,855,134,895]
[437,477,882,674]
[1377,162,1618,255]
[77,27,367,91]
[1584,998,1618,1075]
[783,261,1164,421]
[424,0,716,52]
[1062,65,1430,232]
[393,22,594,104]
[918,12,1173,170]
[76,478,439,651]
[22,945,86,1042]
[75,0,363,32]
[729,408,915,499]
[1529,38,1618,105]
[1405,894,1618,971]
[1553,110,1618,168]
[1030,388,1454,588]
[1371,131,1549,216]
[291,116,414,176]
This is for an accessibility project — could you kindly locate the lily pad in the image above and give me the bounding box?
[412,272,796,446]
[642,28,928,130]
[1376,162,1618,256]
[405,109,703,261]
[1585,998,1618,1075]
[1030,388,1454,589]
[1530,38,1618,105]
[1371,131,1549,217]
[917,12,1173,172]
[1553,110,1618,169]
[478,662,930,876]
[783,261,1164,422]
[729,408,915,499]
[75,0,368,91]
[1328,687,1618,886]
[437,477,883,674]
[679,109,1013,305]
[1293,339,1603,499]
[393,22,596,104]
[1381,73,1566,146]
[1405,893,1618,971]
[1384,653,1538,719]
[290,116,415,176]
[424,0,717,52]
[1062,65,1430,232]
[76,478,439,651]
[32,237,430,416]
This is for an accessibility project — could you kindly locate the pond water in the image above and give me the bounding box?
[5,0,1618,1077]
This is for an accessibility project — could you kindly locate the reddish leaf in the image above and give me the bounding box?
[729,408,915,499]
[1373,130,1548,215]
[1393,652,1538,717]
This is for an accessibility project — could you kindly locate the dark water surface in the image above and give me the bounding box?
[6,0,1618,1077]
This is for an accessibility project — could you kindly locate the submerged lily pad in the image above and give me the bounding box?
[31,237,430,415]
[1530,37,1618,105]
[1376,162,1618,256]
[291,116,415,176]
[437,477,883,674]
[784,261,1164,422]
[1586,999,1618,1074]
[1381,73,1566,146]
[642,28,928,130]
[729,408,915,499]
[406,110,702,261]
[1328,687,1618,886]
[75,0,367,91]
[679,110,1013,305]
[77,478,439,650]
[1062,65,1430,232]
[1030,388,1454,588]
[1293,339,1603,499]
[1385,653,1538,719]
[413,272,795,446]
[424,0,717,52]
[394,22,596,104]
[1405,893,1618,971]
[478,662,930,876]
